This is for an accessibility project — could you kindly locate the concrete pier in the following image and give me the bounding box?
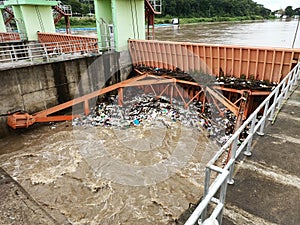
[223,86,300,225]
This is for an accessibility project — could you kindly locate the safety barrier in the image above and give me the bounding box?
[0,32,21,42]
[38,32,113,52]
[129,39,300,84]
[0,40,99,64]
[38,32,97,46]
[184,62,300,225]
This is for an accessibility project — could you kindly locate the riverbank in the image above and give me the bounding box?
[56,15,272,29]
[155,15,268,25]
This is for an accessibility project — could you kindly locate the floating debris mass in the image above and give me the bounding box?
[73,94,238,146]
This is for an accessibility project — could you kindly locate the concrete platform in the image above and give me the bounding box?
[0,167,60,225]
[223,87,300,225]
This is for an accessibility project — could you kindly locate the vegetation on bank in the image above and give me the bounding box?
[56,15,274,29]
[61,0,300,19]
[154,15,270,25]
[160,0,271,18]
[56,18,96,28]
[56,0,299,28]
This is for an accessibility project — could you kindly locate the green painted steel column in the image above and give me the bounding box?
[95,0,145,52]
[0,3,6,32]
[5,0,58,41]
[0,9,6,32]
[94,0,113,50]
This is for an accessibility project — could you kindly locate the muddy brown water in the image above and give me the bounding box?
[0,19,299,224]
[73,19,300,48]
[0,121,219,224]
[154,19,300,48]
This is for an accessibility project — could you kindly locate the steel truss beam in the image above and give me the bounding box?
[7,72,270,129]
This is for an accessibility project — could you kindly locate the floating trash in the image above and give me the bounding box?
[134,64,277,91]
[72,93,246,146]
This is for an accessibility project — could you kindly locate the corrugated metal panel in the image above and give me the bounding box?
[129,39,300,83]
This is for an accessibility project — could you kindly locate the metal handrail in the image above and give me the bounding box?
[0,39,116,64]
[185,62,300,225]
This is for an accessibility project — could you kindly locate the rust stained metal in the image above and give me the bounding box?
[129,39,300,83]
[226,91,249,163]
[206,86,239,116]
[7,72,267,129]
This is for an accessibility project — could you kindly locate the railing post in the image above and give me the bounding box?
[9,50,13,62]
[284,75,292,99]
[290,69,298,89]
[293,64,300,85]
[12,45,16,61]
[28,45,33,62]
[290,64,300,87]
[228,137,238,185]
[277,81,285,110]
[217,176,229,224]
[43,43,49,62]
[257,99,270,136]
[244,116,256,156]
[269,87,279,121]
[201,167,211,222]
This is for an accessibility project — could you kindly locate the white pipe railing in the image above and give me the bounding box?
[0,39,115,64]
[185,62,300,225]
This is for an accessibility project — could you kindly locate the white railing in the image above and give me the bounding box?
[185,62,300,225]
[0,40,102,64]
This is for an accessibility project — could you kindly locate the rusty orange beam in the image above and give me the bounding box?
[174,84,187,106]
[7,73,252,129]
[36,74,148,118]
[206,86,239,116]
[185,90,203,108]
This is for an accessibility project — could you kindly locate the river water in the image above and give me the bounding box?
[0,19,299,224]
[154,19,300,48]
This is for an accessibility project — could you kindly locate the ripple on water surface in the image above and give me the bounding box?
[0,122,218,224]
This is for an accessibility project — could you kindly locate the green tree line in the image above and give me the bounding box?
[61,0,272,18]
[161,0,271,18]
[60,0,299,19]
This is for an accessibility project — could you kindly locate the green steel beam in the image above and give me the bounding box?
[12,4,56,40]
[95,0,145,52]
[3,0,58,40]
[4,0,58,6]
[0,9,6,32]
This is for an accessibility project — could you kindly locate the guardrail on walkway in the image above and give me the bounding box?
[184,62,300,225]
[0,40,100,64]
[38,32,97,44]
[0,32,116,64]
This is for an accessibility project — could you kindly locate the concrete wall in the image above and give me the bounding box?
[0,52,131,137]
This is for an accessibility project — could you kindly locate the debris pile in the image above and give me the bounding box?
[72,94,238,146]
[134,65,277,91]
[215,76,277,91]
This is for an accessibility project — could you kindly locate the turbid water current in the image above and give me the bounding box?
[0,121,218,224]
